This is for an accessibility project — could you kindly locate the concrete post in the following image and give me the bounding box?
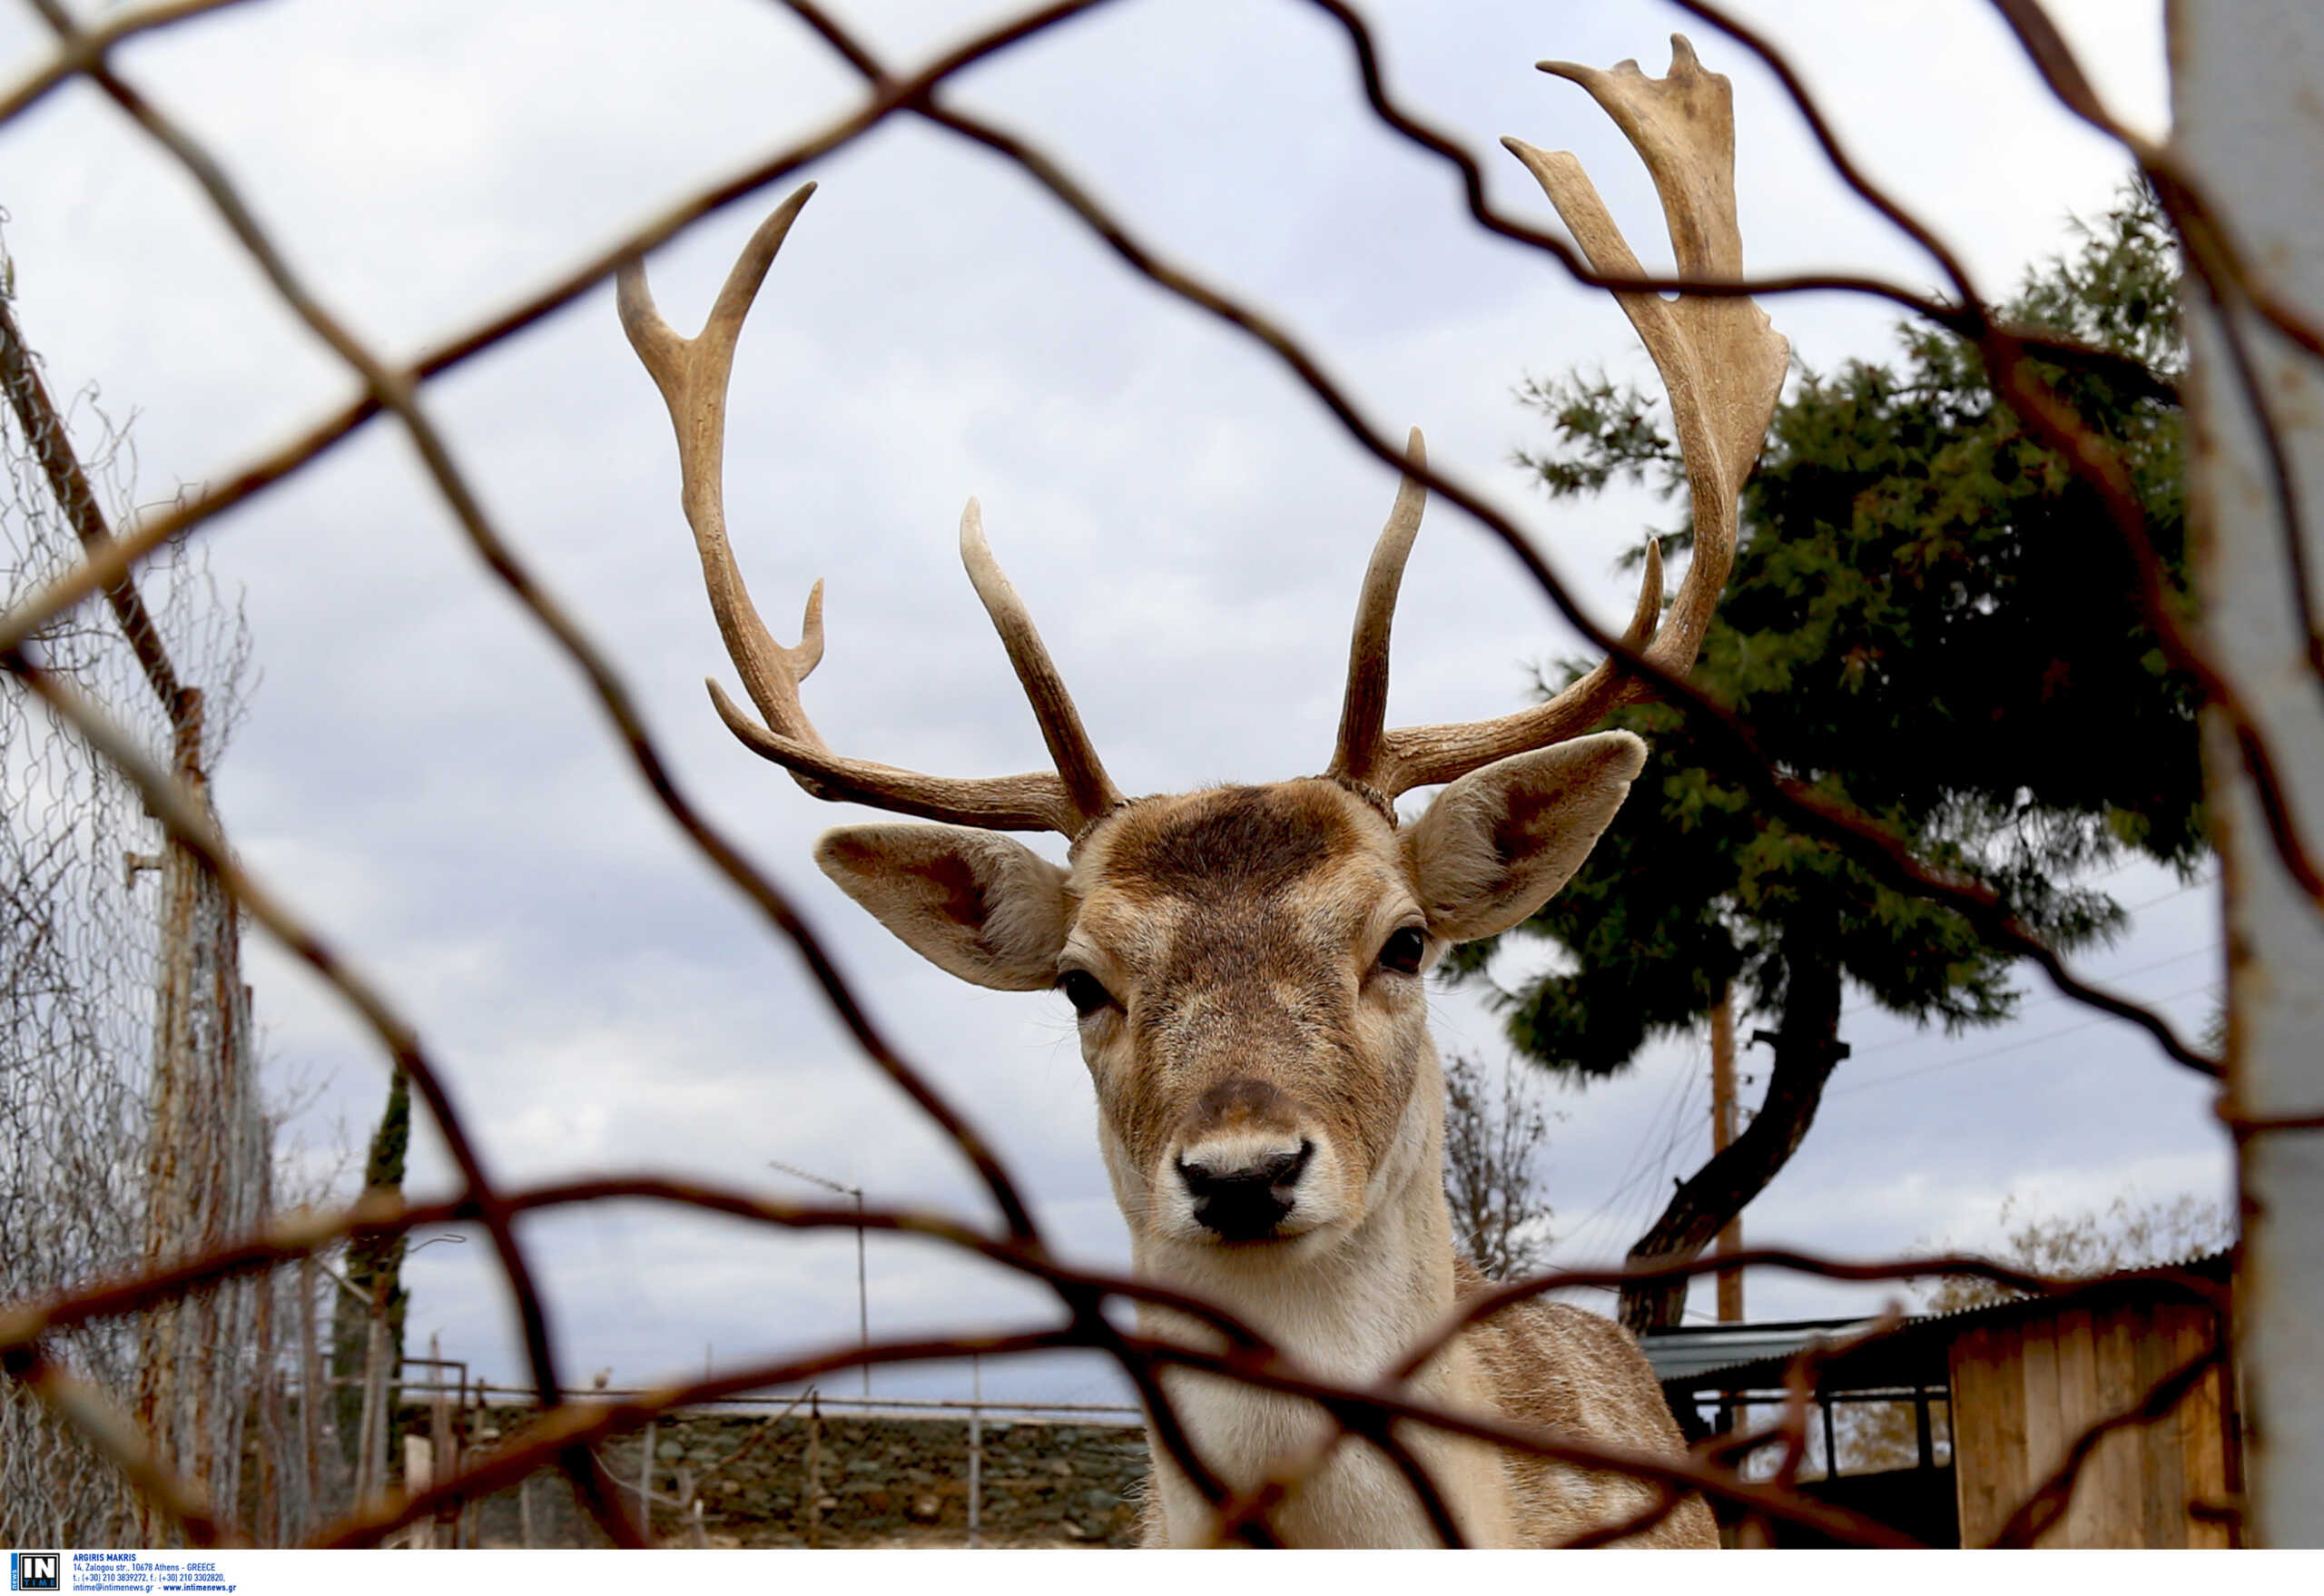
[2175,0,2324,1546]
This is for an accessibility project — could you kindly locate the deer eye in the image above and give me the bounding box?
[1377,926,1427,976]
[1058,969,1117,1019]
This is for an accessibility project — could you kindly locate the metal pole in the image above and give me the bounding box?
[854,1191,870,1399]
[805,1392,823,1550]
[2178,0,2324,1546]
[968,1354,982,1550]
[0,286,184,714]
[769,1159,870,1396]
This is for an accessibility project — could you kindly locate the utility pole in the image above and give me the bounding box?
[1709,984,1743,1323]
[769,1159,870,1396]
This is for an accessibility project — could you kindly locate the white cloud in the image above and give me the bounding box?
[0,0,2219,1402]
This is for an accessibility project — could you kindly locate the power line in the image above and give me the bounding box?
[1556,1040,1701,1265]
[1839,941,2224,1063]
[1596,1053,1709,1264]
[2119,874,2220,914]
[1829,977,2221,1098]
[1611,1049,1707,1243]
[1836,875,2219,1021]
[1584,1047,1696,1224]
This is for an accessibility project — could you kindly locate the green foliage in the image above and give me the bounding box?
[1468,184,2202,1080]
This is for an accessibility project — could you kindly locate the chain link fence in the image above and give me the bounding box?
[0,222,273,1546]
[0,0,2312,1549]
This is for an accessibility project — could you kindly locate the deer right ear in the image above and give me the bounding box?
[814,824,1070,991]
[1403,730,1647,943]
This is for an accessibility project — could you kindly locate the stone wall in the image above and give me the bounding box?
[437,1406,1150,1548]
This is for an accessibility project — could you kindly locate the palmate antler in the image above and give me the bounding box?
[626,36,1781,837]
[617,183,1124,837]
[1329,35,1789,800]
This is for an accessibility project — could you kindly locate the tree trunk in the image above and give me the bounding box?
[1620,933,1845,1334]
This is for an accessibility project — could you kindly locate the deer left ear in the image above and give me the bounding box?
[815,823,1070,991]
[1403,730,1647,943]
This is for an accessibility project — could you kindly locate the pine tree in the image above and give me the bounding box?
[1460,185,2203,1330]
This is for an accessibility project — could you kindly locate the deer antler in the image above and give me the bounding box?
[1329,35,1788,800]
[619,182,1122,836]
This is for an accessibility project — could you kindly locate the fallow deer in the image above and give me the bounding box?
[619,37,1786,1548]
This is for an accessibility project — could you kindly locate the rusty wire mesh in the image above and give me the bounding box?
[0,0,2296,1550]
[0,218,263,1544]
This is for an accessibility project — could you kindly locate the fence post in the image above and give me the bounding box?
[968,1355,982,1549]
[403,1433,433,1550]
[353,1299,389,1506]
[2176,0,2324,1547]
[111,685,269,1541]
[427,1335,454,1548]
[0,281,271,1547]
[251,1272,280,1543]
[638,1418,656,1544]
[297,1254,322,1538]
[457,1370,476,1551]
[806,1393,822,1549]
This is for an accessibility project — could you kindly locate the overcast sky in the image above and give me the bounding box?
[0,0,2222,1406]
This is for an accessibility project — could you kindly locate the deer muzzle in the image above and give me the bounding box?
[1175,1139,1315,1242]
[1161,1076,1338,1244]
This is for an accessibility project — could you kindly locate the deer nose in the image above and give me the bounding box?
[1176,1140,1314,1242]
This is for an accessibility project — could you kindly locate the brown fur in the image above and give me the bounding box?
[1102,783,1354,901]
[1455,1259,1717,1546]
[1073,783,1416,1195]
[817,740,1713,1546]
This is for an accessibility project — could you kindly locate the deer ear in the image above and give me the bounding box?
[1403,731,1647,943]
[814,823,1070,991]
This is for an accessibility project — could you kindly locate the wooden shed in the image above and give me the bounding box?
[1646,1251,2237,1547]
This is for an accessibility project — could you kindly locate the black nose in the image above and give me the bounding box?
[1176,1141,1314,1242]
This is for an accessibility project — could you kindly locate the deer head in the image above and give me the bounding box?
[619,38,1786,1276]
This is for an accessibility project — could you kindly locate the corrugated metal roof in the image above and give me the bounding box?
[1640,1317,1876,1383]
[1643,1250,2232,1395]
[1900,1246,2233,1331]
